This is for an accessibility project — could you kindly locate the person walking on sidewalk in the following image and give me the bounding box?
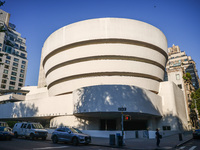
[155,128,162,147]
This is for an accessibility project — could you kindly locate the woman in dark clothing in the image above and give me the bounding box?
[155,128,161,147]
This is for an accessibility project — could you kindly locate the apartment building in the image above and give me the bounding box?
[167,45,199,90]
[166,44,199,128]
[0,9,28,90]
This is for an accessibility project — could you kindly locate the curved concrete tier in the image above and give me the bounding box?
[42,18,167,96]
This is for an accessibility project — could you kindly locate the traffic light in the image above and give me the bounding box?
[124,115,131,121]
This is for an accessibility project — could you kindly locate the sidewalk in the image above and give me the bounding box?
[90,133,193,150]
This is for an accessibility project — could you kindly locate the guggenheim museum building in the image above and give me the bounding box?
[0,18,189,137]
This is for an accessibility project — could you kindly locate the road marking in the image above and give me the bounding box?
[33,146,69,150]
[189,146,197,150]
[179,146,185,149]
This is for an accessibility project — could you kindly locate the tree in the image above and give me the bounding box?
[183,72,192,81]
[0,1,5,7]
[191,88,200,114]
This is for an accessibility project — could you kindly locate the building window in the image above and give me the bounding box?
[1,85,6,89]
[5,60,10,64]
[176,74,180,80]
[19,78,23,82]
[20,46,25,50]
[14,58,19,62]
[3,69,8,74]
[18,83,23,87]
[178,84,182,89]
[11,72,17,76]
[15,43,19,48]
[2,74,8,78]
[5,46,12,54]
[16,51,19,55]
[10,81,15,85]
[6,55,11,59]
[11,76,16,81]
[9,86,14,90]
[22,60,26,64]
[20,74,24,78]
[13,62,18,66]
[20,69,24,73]
[21,65,25,69]
[12,67,17,71]
[9,36,14,41]
[2,79,7,84]
[100,119,116,130]
[163,126,171,130]
[20,53,26,58]
[4,65,9,69]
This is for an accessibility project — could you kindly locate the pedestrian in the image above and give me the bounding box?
[155,128,161,147]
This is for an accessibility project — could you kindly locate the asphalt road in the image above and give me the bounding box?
[175,139,200,150]
[0,138,121,150]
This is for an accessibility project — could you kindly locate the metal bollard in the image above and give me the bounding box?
[179,133,183,141]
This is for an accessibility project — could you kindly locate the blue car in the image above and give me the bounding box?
[51,127,91,145]
[0,126,14,140]
[193,129,200,139]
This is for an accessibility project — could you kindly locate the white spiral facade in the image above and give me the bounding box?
[42,18,167,96]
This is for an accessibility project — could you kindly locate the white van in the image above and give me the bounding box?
[13,122,48,140]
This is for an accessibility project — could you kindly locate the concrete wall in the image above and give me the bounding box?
[41,18,167,96]
[0,94,25,102]
[0,93,72,119]
[158,81,188,130]
[73,85,162,116]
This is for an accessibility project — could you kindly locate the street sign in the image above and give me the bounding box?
[118,107,127,111]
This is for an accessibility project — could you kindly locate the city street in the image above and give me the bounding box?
[175,139,200,150]
[0,138,121,150]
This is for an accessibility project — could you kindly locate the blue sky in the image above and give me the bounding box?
[1,0,200,86]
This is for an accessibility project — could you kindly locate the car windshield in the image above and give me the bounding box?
[32,124,44,129]
[70,127,82,133]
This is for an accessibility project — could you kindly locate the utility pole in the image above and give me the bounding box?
[118,107,126,146]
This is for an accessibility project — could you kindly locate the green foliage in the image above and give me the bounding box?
[186,72,192,80]
[191,88,200,115]
[183,72,192,81]
[6,121,17,128]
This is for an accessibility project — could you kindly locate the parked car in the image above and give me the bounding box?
[51,127,91,145]
[0,126,14,140]
[13,122,48,140]
[0,122,8,127]
[193,129,200,139]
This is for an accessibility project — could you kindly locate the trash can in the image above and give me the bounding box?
[117,135,123,146]
[109,134,115,145]
[179,133,183,141]
[116,133,123,146]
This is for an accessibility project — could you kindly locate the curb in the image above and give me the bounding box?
[175,138,193,148]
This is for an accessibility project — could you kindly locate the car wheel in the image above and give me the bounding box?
[14,132,18,138]
[30,134,35,140]
[72,137,78,146]
[52,136,58,144]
